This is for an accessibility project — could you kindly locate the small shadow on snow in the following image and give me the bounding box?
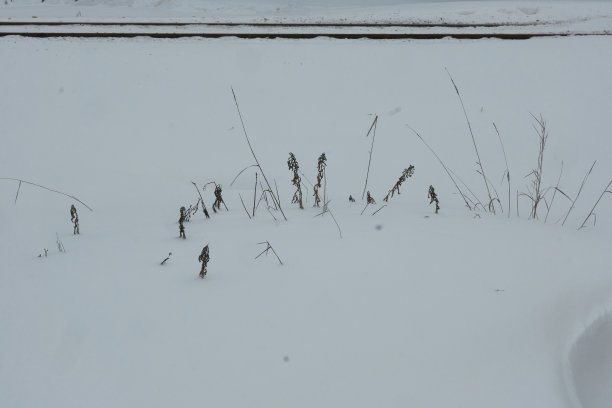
[569,310,612,408]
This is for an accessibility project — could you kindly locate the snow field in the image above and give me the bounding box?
[1,34,611,407]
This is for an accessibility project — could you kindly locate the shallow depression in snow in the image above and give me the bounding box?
[570,311,612,408]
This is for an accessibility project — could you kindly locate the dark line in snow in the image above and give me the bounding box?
[0,32,608,40]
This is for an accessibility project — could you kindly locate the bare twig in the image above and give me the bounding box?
[562,161,596,226]
[191,181,210,218]
[231,87,287,221]
[578,179,612,230]
[255,241,283,265]
[360,202,370,215]
[371,205,387,216]
[315,200,343,238]
[409,127,473,210]
[493,122,511,218]
[253,172,258,217]
[14,180,22,204]
[1,177,93,211]
[266,206,278,222]
[274,179,284,216]
[362,115,378,200]
[545,161,564,223]
[239,194,252,219]
[445,68,494,213]
[230,164,258,186]
[160,252,172,265]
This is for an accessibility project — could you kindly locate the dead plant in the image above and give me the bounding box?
[231,88,287,220]
[1,177,93,211]
[179,207,187,239]
[410,126,474,210]
[361,115,378,199]
[287,153,304,209]
[578,178,612,230]
[383,166,415,202]
[562,161,596,226]
[428,185,440,214]
[70,204,80,234]
[255,241,283,265]
[367,191,376,205]
[213,184,227,212]
[191,182,210,218]
[161,252,172,265]
[522,114,548,219]
[446,68,495,213]
[313,153,327,207]
[182,199,199,222]
[198,245,210,278]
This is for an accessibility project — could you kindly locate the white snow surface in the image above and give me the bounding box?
[1,11,612,408]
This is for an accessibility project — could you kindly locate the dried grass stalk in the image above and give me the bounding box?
[383,166,415,202]
[287,153,304,209]
[313,153,327,207]
[198,245,210,278]
[428,185,440,214]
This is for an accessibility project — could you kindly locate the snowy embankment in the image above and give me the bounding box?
[1,0,612,31]
[0,33,611,407]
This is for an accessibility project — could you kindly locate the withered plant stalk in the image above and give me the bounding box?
[213,184,228,212]
[255,241,283,265]
[383,166,415,202]
[191,182,210,218]
[231,88,287,221]
[161,252,172,265]
[198,245,210,278]
[428,185,440,214]
[409,127,473,211]
[578,178,612,230]
[179,207,187,239]
[361,115,378,200]
[446,68,495,213]
[287,153,304,209]
[313,153,327,207]
[70,204,80,235]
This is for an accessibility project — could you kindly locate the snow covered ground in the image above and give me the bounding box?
[1,3,612,408]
